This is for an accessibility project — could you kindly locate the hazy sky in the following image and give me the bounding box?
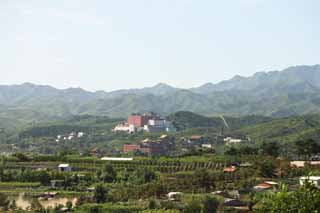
[1,0,319,91]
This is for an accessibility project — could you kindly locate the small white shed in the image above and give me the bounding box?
[58,164,72,172]
[300,176,320,188]
[167,192,182,201]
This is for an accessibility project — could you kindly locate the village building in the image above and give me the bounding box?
[113,123,136,133]
[300,176,320,188]
[58,164,72,172]
[211,191,232,198]
[90,148,99,157]
[101,157,133,161]
[224,137,243,145]
[123,135,173,155]
[223,199,249,211]
[254,181,278,191]
[167,192,182,201]
[223,166,237,173]
[114,112,176,133]
[201,144,213,149]
[290,161,320,168]
[188,135,205,144]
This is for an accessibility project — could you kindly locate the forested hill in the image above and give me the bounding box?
[167,111,272,131]
[16,111,320,148]
[1,64,320,129]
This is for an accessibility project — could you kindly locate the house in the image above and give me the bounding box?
[300,176,320,188]
[290,161,320,168]
[123,144,141,153]
[123,135,173,155]
[223,199,248,211]
[128,113,155,128]
[113,123,136,133]
[58,164,72,172]
[77,132,85,138]
[224,137,243,145]
[201,144,213,149]
[90,148,98,157]
[211,191,232,198]
[160,134,169,140]
[115,112,175,133]
[240,162,253,167]
[167,192,182,201]
[187,135,207,146]
[144,119,176,133]
[223,166,237,173]
[254,181,278,191]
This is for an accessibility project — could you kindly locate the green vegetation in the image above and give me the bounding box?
[257,183,320,212]
[1,65,320,129]
[0,106,320,211]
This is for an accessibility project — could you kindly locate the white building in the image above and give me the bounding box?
[58,164,72,172]
[77,132,85,138]
[224,137,243,145]
[113,123,136,133]
[202,144,213,149]
[290,161,320,168]
[300,176,320,188]
[167,192,182,201]
[101,157,133,161]
[144,119,176,133]
[148,119,165,126]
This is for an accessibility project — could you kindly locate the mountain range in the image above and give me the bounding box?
[1,64,320,129]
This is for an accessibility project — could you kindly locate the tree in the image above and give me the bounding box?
[238,146,258,155]
[203,196,219,213]
[0,166,4,182]
[184,200,202,213]
[257,183,320,212]
[295,139,320,159]
[0,193,9,210]
[9,200,17,210]
[148,199,158,209]
[225,147,238,155]
[75,195,87,207]
[260,142,280,157]
[37,170,51,185]
[130,168,157,184]
[13,152,30,161]
[102,163,117,183]
[93,184,108,203]
[194,169,213,192]
[66,200,73,210]
[257,160,277,178]
[30,198,43,212]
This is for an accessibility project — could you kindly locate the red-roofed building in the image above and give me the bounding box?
[223,166,237,173]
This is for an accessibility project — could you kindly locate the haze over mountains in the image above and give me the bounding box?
[1,64,320,128]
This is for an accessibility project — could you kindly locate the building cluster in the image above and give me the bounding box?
[113,112,176,133]
[180,135,214,151]
[55,132,85,142]
[123,134,174,155]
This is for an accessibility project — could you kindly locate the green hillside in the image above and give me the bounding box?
[167,111,272,131]
[236,114,320,144]
[0,65,320,127]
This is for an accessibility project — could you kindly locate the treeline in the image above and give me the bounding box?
[19,125,90,138]
[167,111,271,131]
[225,138,320,159]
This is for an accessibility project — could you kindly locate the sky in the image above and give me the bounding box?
[1,0,320,91]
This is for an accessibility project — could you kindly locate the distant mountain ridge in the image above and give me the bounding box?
[1,64,320,129]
